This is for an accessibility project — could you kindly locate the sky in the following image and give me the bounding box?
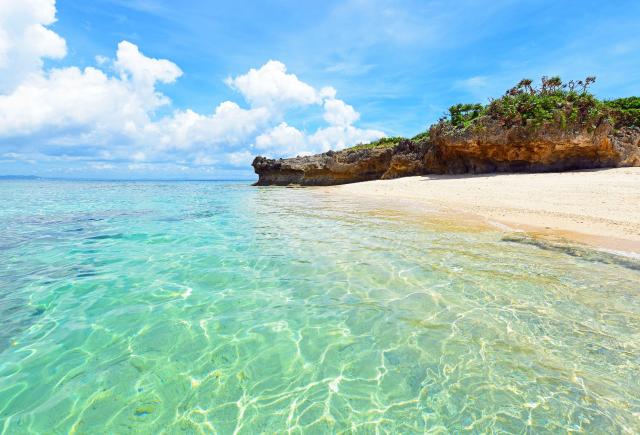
[0,0,638,179]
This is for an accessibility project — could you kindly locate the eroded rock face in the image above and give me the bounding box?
[426,120,640,174]
[252,147,393,186]
[252,123,640,185]
[381,139,430,179]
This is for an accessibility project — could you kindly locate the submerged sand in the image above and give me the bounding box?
[323,168,640,254]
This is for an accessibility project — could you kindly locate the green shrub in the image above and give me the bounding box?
[438,76,640,132]
[485,76,607,129]
[348,136,406,151]
[605,97,640,128]
[411,131,430,142]
[486,89,606,129]
[448,103,485,128]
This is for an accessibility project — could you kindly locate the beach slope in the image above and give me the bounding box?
[324,168,640,253]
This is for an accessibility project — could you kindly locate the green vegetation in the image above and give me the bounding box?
[349,136,406,151]
[346,76,638,152]
[348,131,431,152]
[604,97,640,129]
[410,131,430,142]
[447,103,484,129]
[485,76,605,129]
[441,76,639,131]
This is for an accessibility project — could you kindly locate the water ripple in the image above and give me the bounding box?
[0,180,638,433]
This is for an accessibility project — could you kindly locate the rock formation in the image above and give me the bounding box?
[425,120,640,174]
[252,122,640,186]
[252,147,394,186]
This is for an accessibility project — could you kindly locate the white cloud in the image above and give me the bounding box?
[0,66,149,137]
[319,86,337,99]
[90,162,114,170]
[255,122,307,155]
[323,98,360,127]
[114,40,182,85]
[193,154,216,166]
[0,46,268,158]
[225,60,320,109]
[0,0,66,92]
[309,125,384,153]
[0,1,386,174]
[254,120,384,156]
[148,102,269,152]
[2,151,36,164]
[225,150,254,167]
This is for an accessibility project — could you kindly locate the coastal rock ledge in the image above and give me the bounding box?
[252,123,640,186]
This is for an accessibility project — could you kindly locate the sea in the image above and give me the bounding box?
[1,180,639,433]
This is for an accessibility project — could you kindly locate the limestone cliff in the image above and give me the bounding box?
[425,120,640,174]
[252,123,640,186]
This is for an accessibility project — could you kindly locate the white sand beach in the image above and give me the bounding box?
[325,168,640,253]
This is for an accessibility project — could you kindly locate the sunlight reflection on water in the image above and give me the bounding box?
[0,180,639,433]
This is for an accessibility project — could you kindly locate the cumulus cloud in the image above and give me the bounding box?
[255,122,308,156]
[115,40,182,85]
[0,66,149,138]
[323,98,360,127]
[225,150,254,167]
[0,41,268,159]
[225,60,320,110]
[0,0,66,91]
[0,0,386,175]
[309,125,384,153]
[148,102,270,152]
[254,120,384,157]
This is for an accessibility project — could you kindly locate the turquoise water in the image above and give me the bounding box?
[1,180,639,434]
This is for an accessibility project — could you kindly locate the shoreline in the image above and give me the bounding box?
[319,168,640,255]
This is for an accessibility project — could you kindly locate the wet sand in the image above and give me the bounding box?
[323,168,640,254]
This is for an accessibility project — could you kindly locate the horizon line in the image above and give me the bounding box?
[0,175,257,182]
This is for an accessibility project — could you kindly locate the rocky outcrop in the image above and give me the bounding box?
[252,147,394,186]
[252,122,640,185]
[381,139,430,179]
[425,120,640,174]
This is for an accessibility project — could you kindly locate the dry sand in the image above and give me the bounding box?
[323,167,640,254]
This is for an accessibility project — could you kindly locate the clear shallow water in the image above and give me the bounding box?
[0,180,639,434]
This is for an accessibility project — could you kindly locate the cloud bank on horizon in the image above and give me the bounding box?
[0,0,383,178]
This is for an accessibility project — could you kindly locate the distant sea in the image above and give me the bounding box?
[1,179,638,433]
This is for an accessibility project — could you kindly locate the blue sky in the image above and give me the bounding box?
[0,0,638,179]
